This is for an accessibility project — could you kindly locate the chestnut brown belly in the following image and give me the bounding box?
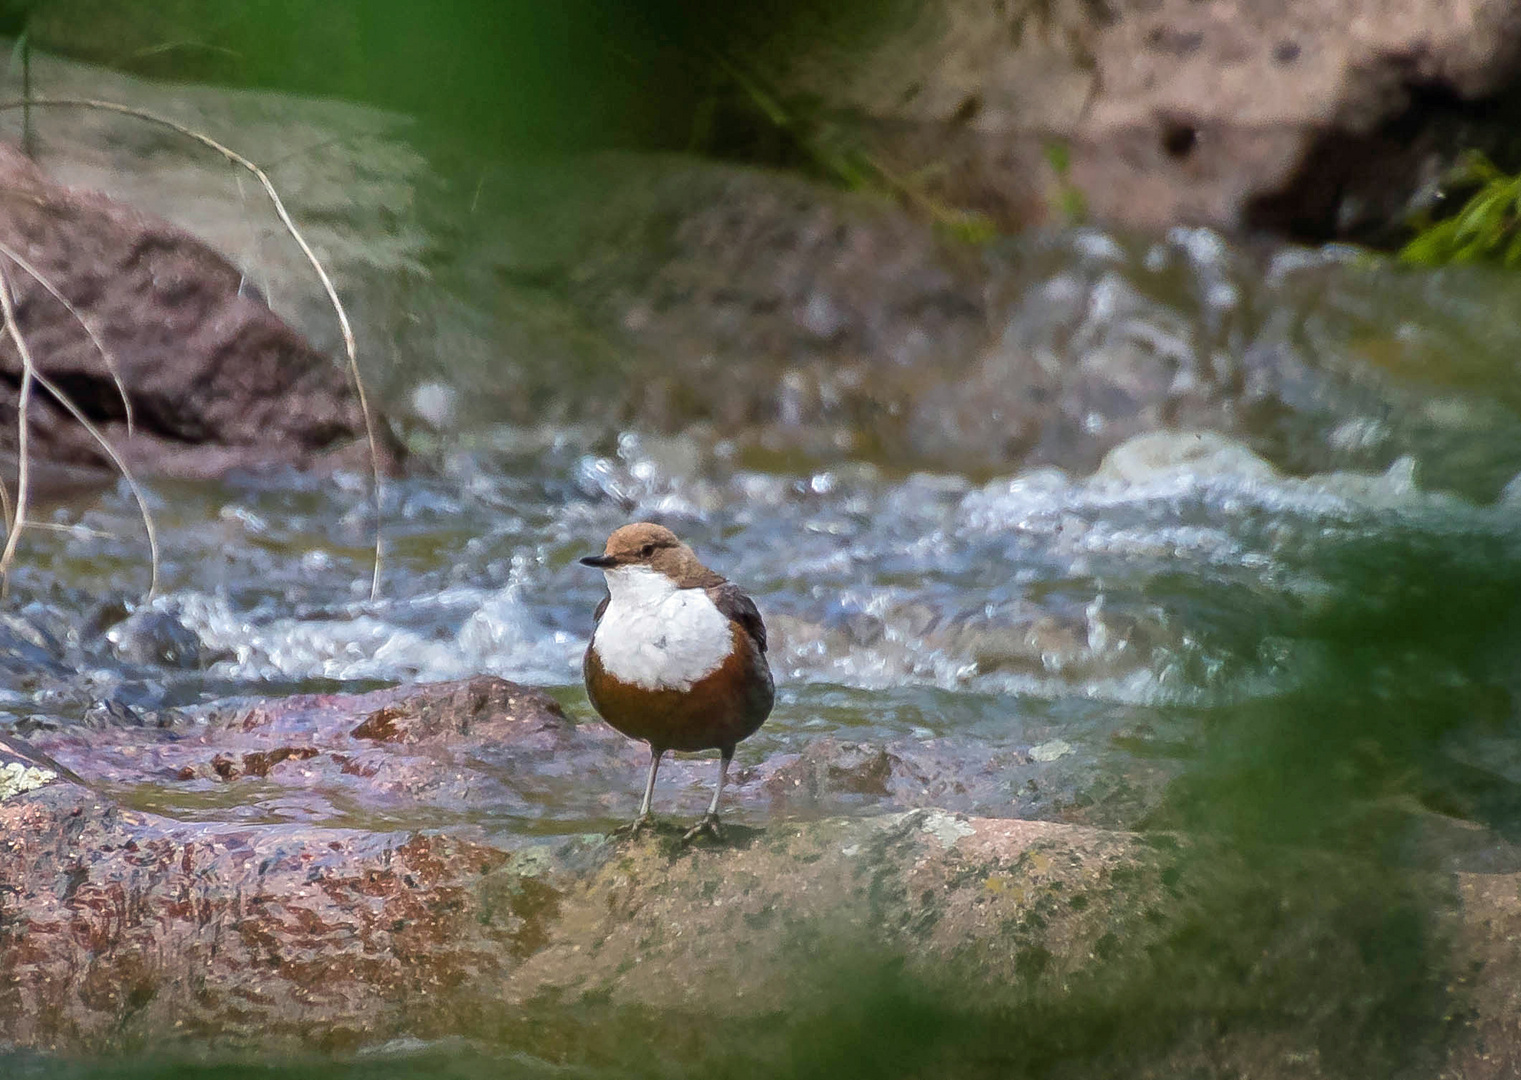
[584,624,773,753]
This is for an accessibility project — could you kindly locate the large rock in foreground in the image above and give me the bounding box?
[0,678,1519,1075]
[0,738,1157,1056]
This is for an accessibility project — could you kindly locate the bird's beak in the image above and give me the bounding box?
[580,554,617,569]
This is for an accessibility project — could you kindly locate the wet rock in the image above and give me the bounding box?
[0,768,512,1053]
[0,139,400,482]
[106,610,206,669]
[0,726,1161,1056]
[3,699,1520,1072]
[76,596,129,643]
[345,676,566,747]
[168,677,576,813]
[78,699,149,730]
[762,739,916,804]
[0,610,71,683]
[196,745,320,782]
[16,677,620,828]
[16,677,1169,831]
[0,731,1512,1078]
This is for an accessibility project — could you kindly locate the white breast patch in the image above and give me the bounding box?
[593,565,733,691]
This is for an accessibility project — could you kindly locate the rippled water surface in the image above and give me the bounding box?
[6,417,1509,832]
[9,227,1521,1077]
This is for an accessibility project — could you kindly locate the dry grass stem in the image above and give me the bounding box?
[0,454,12,534]
[0,239,135,432]
[27,362,160,598]
[0,253,160,597]
[0,260,35,597]
[232,169,275,310]
[118,42,242,65]
[0,96,386,599]
[0,239,162,595]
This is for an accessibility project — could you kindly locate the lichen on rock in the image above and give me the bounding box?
[0,760,56,800]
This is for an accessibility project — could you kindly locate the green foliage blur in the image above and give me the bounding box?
[1400,151,1521,268]
[17,0,901,158]
[16,0,1009,238]
[21,1,704,151]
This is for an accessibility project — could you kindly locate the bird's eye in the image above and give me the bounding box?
[641,544,655,557]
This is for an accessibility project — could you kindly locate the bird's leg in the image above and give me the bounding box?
[683,750,732,842]
[614,746,663,838]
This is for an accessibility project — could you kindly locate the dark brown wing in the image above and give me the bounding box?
[584,595,610,703]
[708,582,767,653]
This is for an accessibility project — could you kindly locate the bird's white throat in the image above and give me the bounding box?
[593,565,731,691]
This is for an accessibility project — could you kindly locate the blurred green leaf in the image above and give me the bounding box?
[1044,139,1071,177]
[1400,151,1521,269]
[1060,184,1087,223]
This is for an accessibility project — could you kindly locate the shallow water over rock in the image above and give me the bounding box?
[5,223,1521,1076]
[3,402,1519,838]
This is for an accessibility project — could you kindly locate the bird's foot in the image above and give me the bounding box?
[682,813,725,844]
[612,813,655,839]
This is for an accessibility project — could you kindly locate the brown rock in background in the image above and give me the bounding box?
[763,0,1521,239]
[0,141,400,482]
[0,30,1500,486]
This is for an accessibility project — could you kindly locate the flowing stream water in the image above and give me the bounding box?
[5,224,1521,1077]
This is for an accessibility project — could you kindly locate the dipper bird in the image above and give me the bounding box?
[581,523,774,840]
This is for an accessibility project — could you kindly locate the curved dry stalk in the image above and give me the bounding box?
[0,96,386,599]
[232,171,264,307]
[0,454,11,535]
[0,252,158,598]
[26,364,160,598]
[0,261,34,597]
[118,42,242,65]
[0,239,134,433]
